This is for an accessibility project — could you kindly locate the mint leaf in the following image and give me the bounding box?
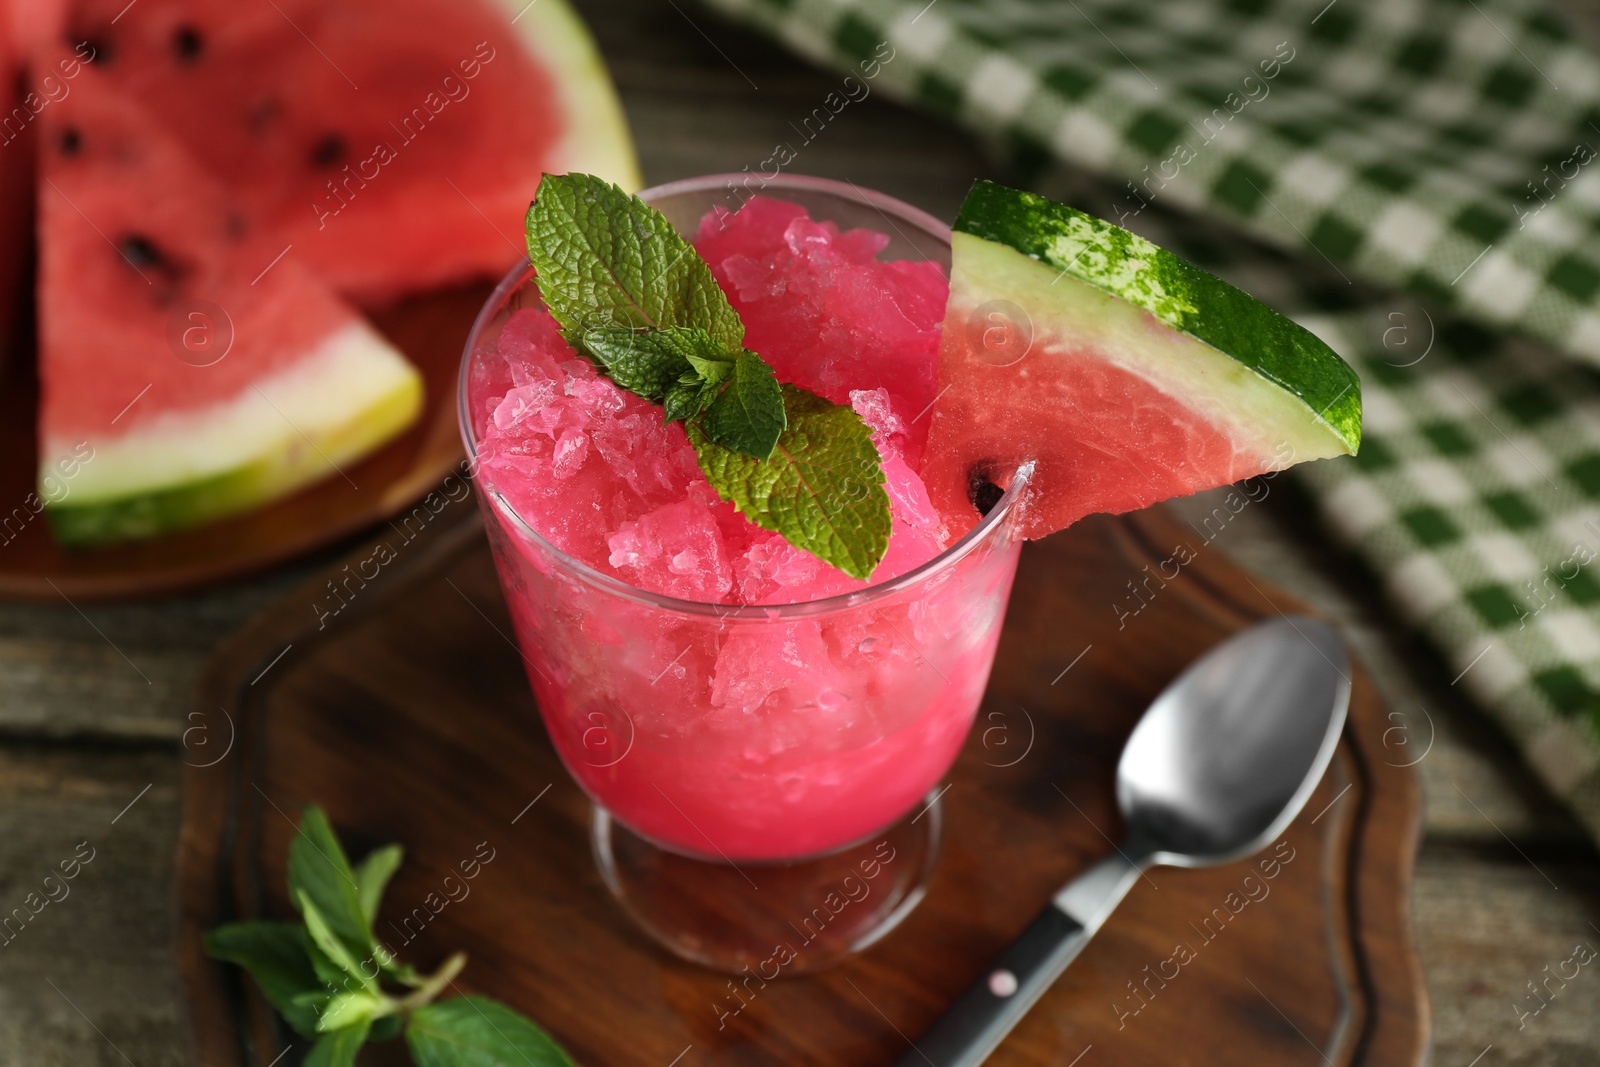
[527,173,743,352]
[305,1018,371,1067]
[288,806,371,959]
[306,942,361,997]
[684,351,735,387]
[581,325,721,400]
[663,380,713,423]
[354,844,402,928]
[203,921,325,1038]
[701,350,786,459]
[689,386,890,579]
[406,996,577,1067]
[289,988,336,1027]
[318,989,386,1032]
[299,891,376,992]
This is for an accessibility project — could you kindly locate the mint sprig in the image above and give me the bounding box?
[204,805,575,1067]
[526,173,891,580]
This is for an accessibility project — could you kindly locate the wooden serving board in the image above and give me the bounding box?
[176,494,1429,1067]
[0,282,486,601]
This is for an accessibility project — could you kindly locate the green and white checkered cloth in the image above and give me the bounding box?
[698,0,1600,839]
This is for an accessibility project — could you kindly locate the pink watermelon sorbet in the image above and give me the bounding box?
[468,196,951,605]
[466,193,1023,861]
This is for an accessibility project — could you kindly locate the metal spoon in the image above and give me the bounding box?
[896,615,1351,1067]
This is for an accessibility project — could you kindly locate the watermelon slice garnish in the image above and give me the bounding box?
[921,181,1361,539]
[36,75,421,546]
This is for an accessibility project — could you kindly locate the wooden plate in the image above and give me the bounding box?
[0,283,490,601]
[176,498,1430,1066]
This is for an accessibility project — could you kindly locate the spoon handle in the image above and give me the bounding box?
[891,904,1086,1067]
[893,852,1143,1067]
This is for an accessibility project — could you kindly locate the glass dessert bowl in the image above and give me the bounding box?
[458,174,1026,973]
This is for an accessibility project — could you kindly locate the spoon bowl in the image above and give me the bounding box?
[1120,616,1350,865]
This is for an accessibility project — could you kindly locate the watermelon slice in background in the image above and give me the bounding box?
[59,0,640,305]
[922,181,1361,540]
[17,0,638,550]
[36,75,422,546]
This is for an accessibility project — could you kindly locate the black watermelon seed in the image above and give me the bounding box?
[968,467,1005,516]
[308,133,345,167]
[172,25,203,62]
[118,235,164,269]
[76,36,110,64]
[58,127,82,156]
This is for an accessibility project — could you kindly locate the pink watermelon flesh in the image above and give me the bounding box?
[2,0,66,66]
[37,77,358,440]
[922,318,1262,541]
[59,0,567,305]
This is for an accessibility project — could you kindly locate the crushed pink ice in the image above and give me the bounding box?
[470,196,950,605]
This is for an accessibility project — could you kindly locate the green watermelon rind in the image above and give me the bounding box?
[496,0,642,192]
[43,327,422,548]
[953,181,1361,454]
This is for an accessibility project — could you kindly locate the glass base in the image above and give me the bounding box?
[591,789,943,975]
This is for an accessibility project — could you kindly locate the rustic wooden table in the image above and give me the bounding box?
[4,2,1598,1064]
